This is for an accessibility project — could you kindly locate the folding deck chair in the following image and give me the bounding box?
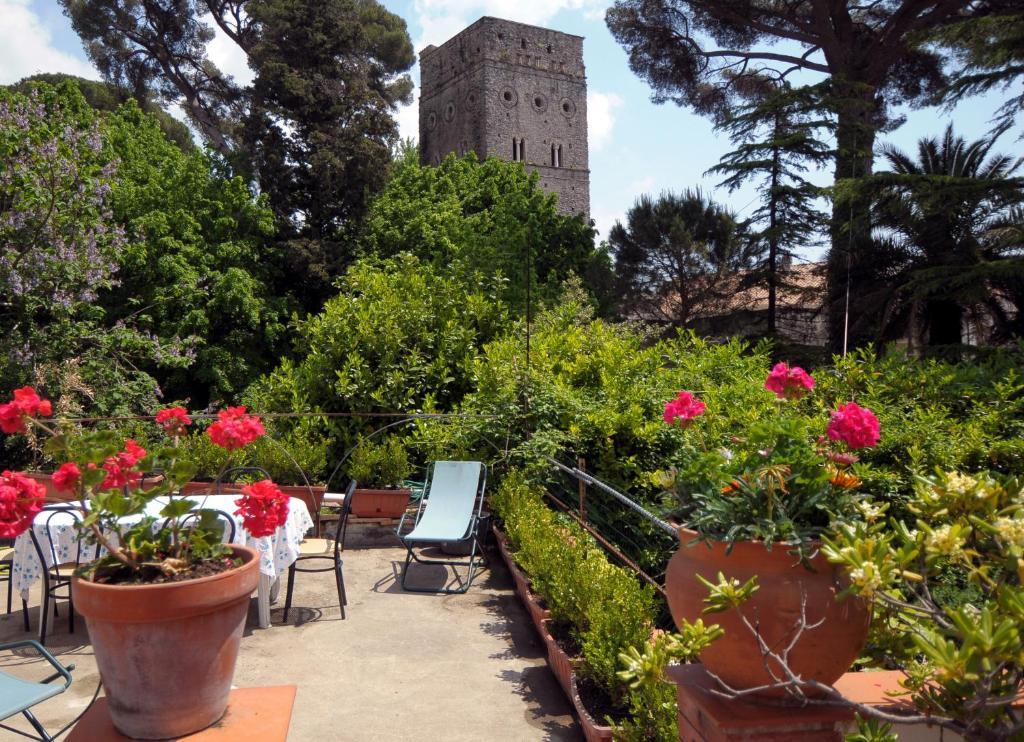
[397,461,487,594]
[0,640,74,741]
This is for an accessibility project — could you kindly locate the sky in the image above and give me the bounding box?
[2,0,1019,259]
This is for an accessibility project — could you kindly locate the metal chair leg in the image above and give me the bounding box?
[334,562,346,620]
[283,564,296,622]
[68,594,75,635]
[22,598,29,632]
[39,591,50,646]
[5,576,11,614]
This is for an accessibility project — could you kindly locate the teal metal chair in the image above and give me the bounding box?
[397,461,487,594]
[0,640,74,741]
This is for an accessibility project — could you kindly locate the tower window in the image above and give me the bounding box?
[520,138,526,162]
[512,138,519,161]
[550,144,563,168]
[521,38,527,49]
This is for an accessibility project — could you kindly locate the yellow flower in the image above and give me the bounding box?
[926,524,966,557]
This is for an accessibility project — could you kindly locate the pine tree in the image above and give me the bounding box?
[707,81,832,336]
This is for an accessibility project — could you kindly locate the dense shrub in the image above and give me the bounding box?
[246,254,510,459]
[491,473,662,732]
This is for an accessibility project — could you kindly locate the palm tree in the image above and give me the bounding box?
[870,125,1024,348]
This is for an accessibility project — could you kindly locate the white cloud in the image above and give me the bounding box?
[412,0,605,51]
[587,90,623,152]
[395,94,420,143]
[0,0,97,85]
[202,14,254,86]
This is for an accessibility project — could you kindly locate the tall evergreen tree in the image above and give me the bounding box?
[60,0,415,309]
[609,190,755,328]
[605,0,1020,350]
[939,14,1024,134]
[707,80,831,335]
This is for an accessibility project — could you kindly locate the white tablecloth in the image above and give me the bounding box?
[12,494,314,600]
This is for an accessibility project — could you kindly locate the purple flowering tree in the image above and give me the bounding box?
[0,85,191,416]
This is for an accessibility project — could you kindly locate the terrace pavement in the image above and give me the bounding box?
[0,530,582,740]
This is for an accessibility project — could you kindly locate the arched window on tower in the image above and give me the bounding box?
[551,144,556,166]
[520,138,526,162]
[557,145,563,168]
[512,138,519,161]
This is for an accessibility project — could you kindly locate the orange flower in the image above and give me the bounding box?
[720,479,743,495]
[828,467,861,489]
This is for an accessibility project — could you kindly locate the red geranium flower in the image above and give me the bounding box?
[764,362,815,401]
[0,470,46,538]
[51,462,81,494]
[234,479,290,537]
[827,402,881,450]
[663,391,706,429]
[0,386,52,434]
[155,406,191,437]
[207,406,265,450]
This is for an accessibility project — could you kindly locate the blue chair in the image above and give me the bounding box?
[397,461,487,594]
[0,639,74,741]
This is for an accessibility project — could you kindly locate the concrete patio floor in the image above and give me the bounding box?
[0,535,582,741]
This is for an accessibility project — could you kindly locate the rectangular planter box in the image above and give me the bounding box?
[570,674,615,742]
[540,619,579,700]
[351,488,411,518]
[493,524,550,633]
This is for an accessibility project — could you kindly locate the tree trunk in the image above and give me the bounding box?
[827,84,879,353]
[926,299,963,347]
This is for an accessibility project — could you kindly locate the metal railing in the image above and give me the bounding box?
[541,457,679,601]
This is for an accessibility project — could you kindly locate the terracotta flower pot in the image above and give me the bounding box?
[72,546,259,739]
[26,471,162,502]
[540,619,579,699]
[570,674,615,741]
[351,487,412,518]
[665,528,870,693]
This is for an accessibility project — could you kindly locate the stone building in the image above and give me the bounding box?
[418,17,590,218]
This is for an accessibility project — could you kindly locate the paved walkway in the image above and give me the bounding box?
[0,539,581,741]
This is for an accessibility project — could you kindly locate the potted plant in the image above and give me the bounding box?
[658,363,877,692]
[347,437,413,518]
[0,388,291,739]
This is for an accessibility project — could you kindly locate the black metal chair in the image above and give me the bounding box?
[283,479,356,622]
[162,509,237,545]
[1,543,28,627]
[28,506,98,645]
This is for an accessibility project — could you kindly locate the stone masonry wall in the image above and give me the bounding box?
[419,17,590,218]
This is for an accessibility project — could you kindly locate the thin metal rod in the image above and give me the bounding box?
[546,457,678,537]
[541,489,668,599]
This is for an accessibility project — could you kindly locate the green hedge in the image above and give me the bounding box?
[491,471,673,738]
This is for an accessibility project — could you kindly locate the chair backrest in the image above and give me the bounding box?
[28,506,95,579]
[331,479,358,555]
[415,462,485,540]
[164,509,237,544]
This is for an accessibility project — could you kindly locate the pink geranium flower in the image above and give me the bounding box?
[52,462,81,494]
[764,362,815,400]
[0,386,52,434]
[827,402,881,450]
[0,470,46,538]
[235,479,290,537]
[664,391,706,428]
[155,406,191,437]
[207,406,266,450]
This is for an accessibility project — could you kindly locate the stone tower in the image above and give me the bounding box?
[418,17,590,218]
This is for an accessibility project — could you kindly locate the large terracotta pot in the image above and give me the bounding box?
[351,487,412,518]
[665,528,870,693]
[72,546,259,739]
